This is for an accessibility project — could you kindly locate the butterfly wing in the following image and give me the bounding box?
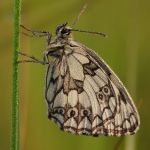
[45,41,140,136]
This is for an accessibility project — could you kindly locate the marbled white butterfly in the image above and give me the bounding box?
[19,22,140,137]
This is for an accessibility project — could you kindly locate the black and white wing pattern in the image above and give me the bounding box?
[45,41,140,136]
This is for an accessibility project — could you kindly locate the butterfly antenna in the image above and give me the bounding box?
[72,3,88,27]
[71,28,107,37]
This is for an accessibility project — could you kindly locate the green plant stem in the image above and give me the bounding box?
[11,0,21,149]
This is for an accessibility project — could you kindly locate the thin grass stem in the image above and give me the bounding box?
[11,0,21,149]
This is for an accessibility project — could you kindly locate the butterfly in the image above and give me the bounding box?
[20,22,140,137]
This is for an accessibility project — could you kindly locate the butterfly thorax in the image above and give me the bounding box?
[46,40,74,57]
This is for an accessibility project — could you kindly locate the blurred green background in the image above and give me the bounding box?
[1,0,150,149]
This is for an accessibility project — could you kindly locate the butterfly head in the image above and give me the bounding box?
[56,23,72,39]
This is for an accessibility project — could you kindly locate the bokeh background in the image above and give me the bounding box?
[1,0,150,149]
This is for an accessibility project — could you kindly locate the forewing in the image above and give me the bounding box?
[45,42,140,136]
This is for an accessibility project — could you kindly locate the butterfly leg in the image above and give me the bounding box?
[43,51,49,64]
[18,51,49,65]
[20,25,52,45]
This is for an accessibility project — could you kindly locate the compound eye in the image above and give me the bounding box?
[61,28,70,35]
